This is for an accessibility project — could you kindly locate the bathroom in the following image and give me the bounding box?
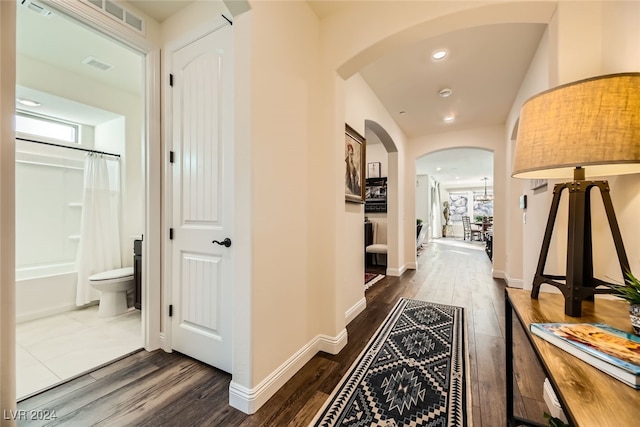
[15,3,144,399]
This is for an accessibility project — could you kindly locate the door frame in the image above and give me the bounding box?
[45,0,163,350]
[161,16,231,353]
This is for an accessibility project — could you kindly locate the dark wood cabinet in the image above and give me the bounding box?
[134,239,142,310]
[364,221,373,267]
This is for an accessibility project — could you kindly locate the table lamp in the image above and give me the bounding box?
[512,72,640,316]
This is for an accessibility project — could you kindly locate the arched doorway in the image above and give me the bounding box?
[416,148,494,246]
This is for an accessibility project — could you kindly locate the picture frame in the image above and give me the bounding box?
[530,178,547,191]
[345,124,366,203]
[367,162,381,178]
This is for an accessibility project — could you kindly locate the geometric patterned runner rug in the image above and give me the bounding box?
[311,298,469,427]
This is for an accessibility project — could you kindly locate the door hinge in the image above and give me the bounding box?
[169,228,174,240]
[169,305,173,317]
[169,73,174,87]
[169,151,175,163]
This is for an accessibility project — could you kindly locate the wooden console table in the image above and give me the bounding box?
[505,288,640,427]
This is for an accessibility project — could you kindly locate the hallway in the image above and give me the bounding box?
[17,239,546,426]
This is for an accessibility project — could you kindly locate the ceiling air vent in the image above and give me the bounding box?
[81,0,145,34]
[82,56,114,72]
[20,0,54,17]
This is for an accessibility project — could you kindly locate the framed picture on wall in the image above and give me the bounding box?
[530,178,547,191]
[367,162,381,178]
[345,124,366,203]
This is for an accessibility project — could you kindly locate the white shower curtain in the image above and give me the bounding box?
[75,153,122,306]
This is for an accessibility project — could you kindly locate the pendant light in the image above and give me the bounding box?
[476,177,493,202]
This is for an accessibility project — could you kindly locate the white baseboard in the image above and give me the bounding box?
[317,329,348,354]
[387,264,408,277]
[229,328,348,414]
[492,269,523,288]
[157,332,168,352]
[507,277,524,288]
[406,262,417,270]
[492,269,506,280]
[345,297,366,325]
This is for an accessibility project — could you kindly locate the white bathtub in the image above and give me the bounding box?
[16,263,79,323]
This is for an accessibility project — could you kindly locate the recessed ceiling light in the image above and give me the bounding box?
[444,115,455,123]
[16,98,41,107]
[432,49,448,61]
[438,88,453,98]
[436,167,442,171]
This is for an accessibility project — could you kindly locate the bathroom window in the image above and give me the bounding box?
[15,111,79,144]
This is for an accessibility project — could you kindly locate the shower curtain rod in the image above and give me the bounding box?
[17,137,121,158]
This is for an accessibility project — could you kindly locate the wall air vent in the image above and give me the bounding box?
[82,56,114,72]
[81,0,145,34]
[20,0,54,18]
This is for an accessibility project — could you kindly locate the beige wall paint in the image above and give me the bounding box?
[159,0,228,45]
[0,1,16,423]
[344,74,408,282]
[506,27,551,289]
[242,0,325,385]
[365,140,388,178]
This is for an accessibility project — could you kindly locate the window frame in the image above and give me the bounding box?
[15,110,80,145]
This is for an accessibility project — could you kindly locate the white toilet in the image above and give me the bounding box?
[89,267,135,318]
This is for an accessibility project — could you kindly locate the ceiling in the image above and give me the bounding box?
[310,2,546,189]
[16,1,547,189]
[128,0,195,22]
[358,22,545,188]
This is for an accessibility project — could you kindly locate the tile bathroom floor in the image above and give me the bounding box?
[16,305,142,400]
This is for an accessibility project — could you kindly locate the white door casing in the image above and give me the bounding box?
[170,23,233,373]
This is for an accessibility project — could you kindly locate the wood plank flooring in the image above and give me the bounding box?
[18,238,547,426]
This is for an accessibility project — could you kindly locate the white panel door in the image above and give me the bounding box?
[171,23,233,373]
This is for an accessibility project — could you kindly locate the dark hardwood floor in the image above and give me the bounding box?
[18,238,546,426]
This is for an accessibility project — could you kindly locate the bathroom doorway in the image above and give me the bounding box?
[15,2,145,399]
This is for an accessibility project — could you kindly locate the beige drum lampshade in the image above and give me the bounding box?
[512,73,640,180]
